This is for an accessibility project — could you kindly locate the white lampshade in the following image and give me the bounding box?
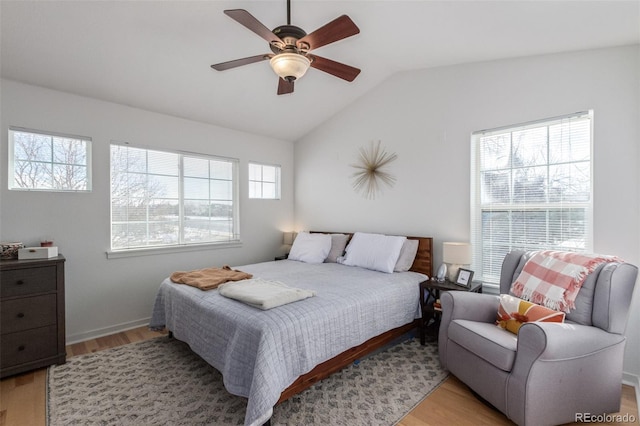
[270,53,311,81]
[443,242,471,282]
[443,242,472,264]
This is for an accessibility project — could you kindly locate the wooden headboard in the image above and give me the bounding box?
[406,236,433,277]
[310,232,433,278]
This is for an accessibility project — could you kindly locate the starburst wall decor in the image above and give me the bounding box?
[350,140,398,199]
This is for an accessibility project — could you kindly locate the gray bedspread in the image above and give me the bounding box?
[149,260,426,426]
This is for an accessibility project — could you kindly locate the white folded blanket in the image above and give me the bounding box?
[218,278,316,310]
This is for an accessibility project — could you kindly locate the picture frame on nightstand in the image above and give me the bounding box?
[455,268,474,288]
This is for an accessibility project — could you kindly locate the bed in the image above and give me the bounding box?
[149,232,432,426]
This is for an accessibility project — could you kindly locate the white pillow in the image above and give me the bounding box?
[394,239,419,272]
[342,232,407,273]
[288,232,332,264]
[324,234,350,263]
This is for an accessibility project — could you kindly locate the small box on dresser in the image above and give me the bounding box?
[0,255,66,378]
[18,246,59,260]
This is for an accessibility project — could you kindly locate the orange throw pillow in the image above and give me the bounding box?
[497,294,565,334]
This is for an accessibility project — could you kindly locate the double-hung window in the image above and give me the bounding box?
[8,127,92,191]
[110,143,239,251]
[471,111,593,288]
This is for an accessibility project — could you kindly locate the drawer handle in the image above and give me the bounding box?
[18,345,25,351]
[16,280,24,285]
[16,312,25,318]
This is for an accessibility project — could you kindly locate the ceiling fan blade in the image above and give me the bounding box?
[308,55,361,82]
[211,54,270,71]
[224,9,284,46]
[297,15,360,51]
[277,78,294,95]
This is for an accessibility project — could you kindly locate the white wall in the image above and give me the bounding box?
[294,46,640,376]
[0,80,294,342]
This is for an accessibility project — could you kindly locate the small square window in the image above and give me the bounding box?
[248,163,281,199]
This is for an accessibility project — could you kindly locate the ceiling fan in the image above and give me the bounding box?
[210,0,361,95]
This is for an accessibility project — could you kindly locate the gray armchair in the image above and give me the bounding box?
[438,249,638,426]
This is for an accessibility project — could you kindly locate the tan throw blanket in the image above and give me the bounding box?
[170,265,253,291]
[218,278,316,310]
[511,250,620,313]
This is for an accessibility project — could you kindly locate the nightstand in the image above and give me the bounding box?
[419,278,482,345]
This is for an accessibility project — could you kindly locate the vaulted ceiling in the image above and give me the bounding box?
[2,1,638,141]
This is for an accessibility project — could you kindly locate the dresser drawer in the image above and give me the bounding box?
[0,266,57,297]
[1,294,57,334]
[1,326,58,369]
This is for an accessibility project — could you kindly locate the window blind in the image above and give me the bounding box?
[470,111,593,287]
[110,143,239,251]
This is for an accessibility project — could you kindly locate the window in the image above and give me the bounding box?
[248,162,281,199]
[8,127,92,191]
[110,143,239,251]
[471,111,593,287]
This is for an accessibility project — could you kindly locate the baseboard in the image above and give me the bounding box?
[66,317,151,345]
[622,372,639,410]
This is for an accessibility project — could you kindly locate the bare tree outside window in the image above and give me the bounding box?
[472,112,593,285]
[9,128,92,191]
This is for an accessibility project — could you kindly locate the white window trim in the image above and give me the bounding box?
[106,240,243,259]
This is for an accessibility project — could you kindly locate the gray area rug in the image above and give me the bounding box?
[47,336,447,425]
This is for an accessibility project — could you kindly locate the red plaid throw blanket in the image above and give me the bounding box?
[511,250,621,313]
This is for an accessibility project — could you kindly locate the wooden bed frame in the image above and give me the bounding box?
[278,234,433,403]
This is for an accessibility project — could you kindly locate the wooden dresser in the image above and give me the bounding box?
[1,255,66,378]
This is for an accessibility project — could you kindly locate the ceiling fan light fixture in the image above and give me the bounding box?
[270,53,311,82]
[212,6,360,94]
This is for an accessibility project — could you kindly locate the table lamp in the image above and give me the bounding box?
[443,242,471,282]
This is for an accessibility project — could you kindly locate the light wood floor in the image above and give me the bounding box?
[1,326,637,426]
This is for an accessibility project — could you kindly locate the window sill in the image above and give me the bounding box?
[106,241,242,259]
[481,282,499,294]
